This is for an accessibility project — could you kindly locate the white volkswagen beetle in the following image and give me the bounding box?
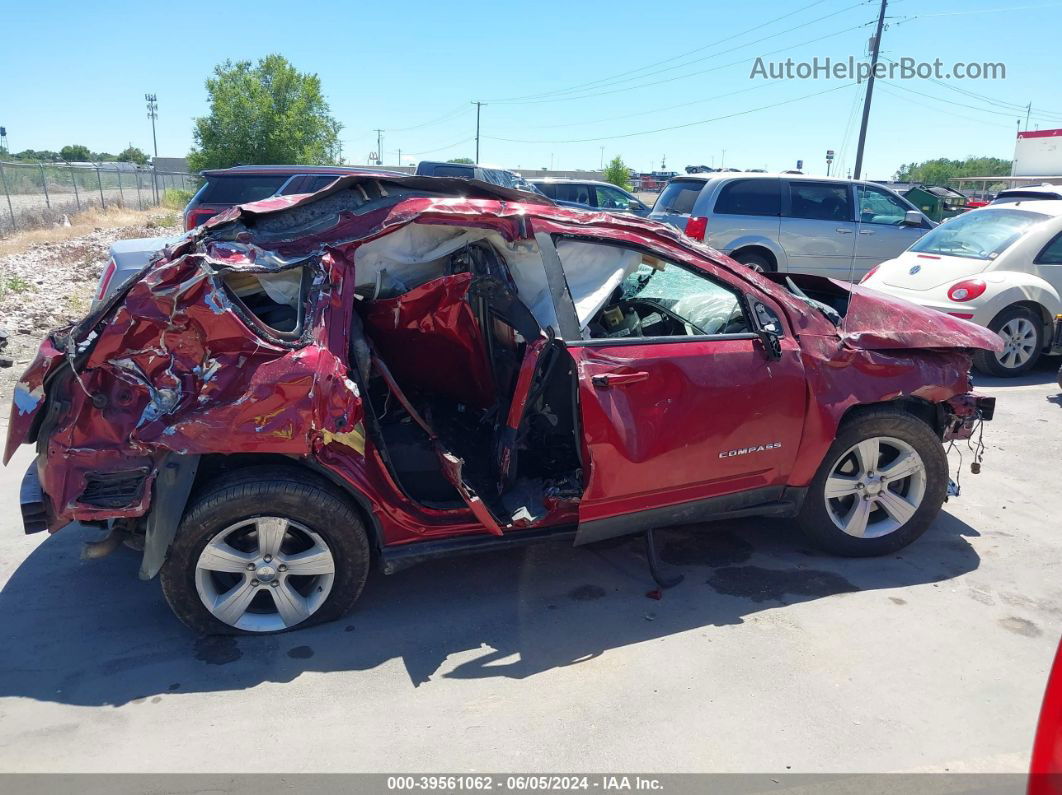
[861,200,1062,376]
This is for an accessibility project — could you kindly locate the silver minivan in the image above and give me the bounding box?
[649,173,934,281]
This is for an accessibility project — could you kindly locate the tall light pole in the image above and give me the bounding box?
[145,94,158,158]
[145,94,158,203]
[852,0,887,180]
[471,101,485,163]
[373,129,383,165]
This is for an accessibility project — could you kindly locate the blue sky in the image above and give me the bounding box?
[3,0,1061,179]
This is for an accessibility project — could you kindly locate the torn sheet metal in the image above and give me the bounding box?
[841,281,1004,352]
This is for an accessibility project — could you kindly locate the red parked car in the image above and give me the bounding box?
[6,174,1002,634]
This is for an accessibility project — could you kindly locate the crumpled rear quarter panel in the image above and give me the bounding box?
[37,243,364,530]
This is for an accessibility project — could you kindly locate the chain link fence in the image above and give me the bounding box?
[0,160,201,232]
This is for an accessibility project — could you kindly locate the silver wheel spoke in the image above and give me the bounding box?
[879,451,923,484]
[212,579,257,625]
[876,489,917,525]
[283,545,335,576]
[853,438,879,475]
[196,516,336,632]
[825,474,861,499]
[256,517,288,558]
[824,435,928,540]
[199,541,256,573]
[843,498,872,537]
[269,582,312,627]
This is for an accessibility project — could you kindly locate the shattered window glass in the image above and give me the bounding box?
[222,268,305,334]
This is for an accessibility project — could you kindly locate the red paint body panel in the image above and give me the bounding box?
[1030,638,1062,794]
[570,338,806,521]
[842,281,1003,353]
[3,173,999,551]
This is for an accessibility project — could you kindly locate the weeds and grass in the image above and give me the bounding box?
[66,292,89,317]
[0,206,177,259]
[162,188,194,211]
[0,272,35,300]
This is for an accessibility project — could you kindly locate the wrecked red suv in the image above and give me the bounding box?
[6,174,1002,634]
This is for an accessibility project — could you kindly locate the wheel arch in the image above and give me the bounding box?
[981,277,1061,346]
[729,244,778,272]
[838,396,946,438]
[721,235,787,269]
[141,452,384,579]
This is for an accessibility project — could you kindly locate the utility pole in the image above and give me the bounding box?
[373,129,383,165]
[599,146,605,170]
[398,148,402,168]
[471,101,485,163]
[1025,102,1031,131]
[852,0,887,180]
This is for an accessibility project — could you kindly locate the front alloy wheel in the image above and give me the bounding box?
[823,437,927,539]
[797,408,947,556]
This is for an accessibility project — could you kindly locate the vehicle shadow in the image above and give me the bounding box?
[976,355,1060,389]
[0,512,981,706]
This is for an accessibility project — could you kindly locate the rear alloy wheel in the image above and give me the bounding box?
[194,517,336,633]
[731,250,773,273]
[798,409,947,556]
[161,467,370,635]
[974,305,1043,377]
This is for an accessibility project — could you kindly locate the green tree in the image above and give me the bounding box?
[602,155,632,191]
[60,144,92,162]
[188,54,342,171]
[14,149,61,161]
[116,145,148,165]
[894,156,1011,184]
[447,157,474,164]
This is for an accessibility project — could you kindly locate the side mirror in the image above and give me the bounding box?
[903,210,923,226]
[742,295,783,360]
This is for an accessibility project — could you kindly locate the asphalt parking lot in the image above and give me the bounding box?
[0,358,1059,774]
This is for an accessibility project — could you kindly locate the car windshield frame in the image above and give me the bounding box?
[908,207,1049,260]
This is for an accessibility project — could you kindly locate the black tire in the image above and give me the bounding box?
[1057,361,1062,392]
[797,408,948,557]
[160,466,371,635]
[731,250,774,273]
[973,305,1043,377]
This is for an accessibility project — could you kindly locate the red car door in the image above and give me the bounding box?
[562,249,807,542]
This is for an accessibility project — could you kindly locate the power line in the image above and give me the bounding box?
[486,82,856,144]
[403,137,475,157]
[488,22,869,108]
[385,104,472,133]
[835,83,865,175]
[489,2,870,104]
[877,56,1062,120]
[880,79,1049,120]
[524,79,786,130]
[875,84,1016,130]
[485,0,846,103]
[896,2,1062,19]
